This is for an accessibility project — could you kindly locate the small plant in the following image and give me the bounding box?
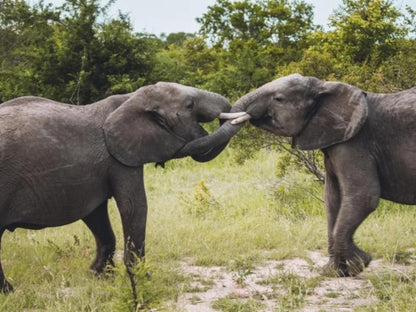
[233,269,253,286]
[211,296,264,312]
[258,272,321,311]
[189,294,202,305]
[392,250,414,265]
[184,284,211,293]
[178,180,222,218]
[230,257,255,286]
[46,239,76,258]
[325,291,340,298]
[274,139,325,182]
[109,259,160,312]
[271,176,324,220]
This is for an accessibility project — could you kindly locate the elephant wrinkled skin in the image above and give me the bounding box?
[0,82,232,293]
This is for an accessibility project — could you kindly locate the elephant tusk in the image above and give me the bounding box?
[217,112,248,119]
[231,113,251,125]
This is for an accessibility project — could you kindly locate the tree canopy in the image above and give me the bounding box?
[1,0,415,103]
[0,0,161,104]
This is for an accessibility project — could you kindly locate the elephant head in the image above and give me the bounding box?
[175,73,368,154]
[214,73,368,150]
[103,82,237,166]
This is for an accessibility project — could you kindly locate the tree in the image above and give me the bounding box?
[327,0,406,64]
[98,17,162,95]
[160,32,195,48]
[0,0,162,103]
[193,0,317,98]
[0,0,59,101]
[197,0,315,48]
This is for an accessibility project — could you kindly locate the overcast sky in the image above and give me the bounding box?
[44,0,414,35]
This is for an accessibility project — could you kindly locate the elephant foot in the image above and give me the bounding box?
[321,258,349,277]
[321,250,372,277]
[345,250,372,277]
[90,259,115,276]
[0,280,14,294]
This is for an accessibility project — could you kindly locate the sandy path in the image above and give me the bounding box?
[170,251,414,311]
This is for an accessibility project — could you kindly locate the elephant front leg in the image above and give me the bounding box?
[111,166,148,302]
[332,198,376,277]
[321,168,349,277]
[118,193,147,267]
[330,161,380,277]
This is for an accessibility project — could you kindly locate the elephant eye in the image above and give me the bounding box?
[185,99,194,111]
[273,96,283,102]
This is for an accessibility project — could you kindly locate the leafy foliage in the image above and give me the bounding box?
[0,0,161,103]
[328,0,405,64]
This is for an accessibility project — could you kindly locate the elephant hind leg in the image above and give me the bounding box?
[0,230,13,293]
[82,201,116,274]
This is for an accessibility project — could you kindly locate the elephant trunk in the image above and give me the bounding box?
[184,91,233,162]
[175,119,244,162]
[175,88,266,161]
[232,87,268,118]
[195,90,232,121]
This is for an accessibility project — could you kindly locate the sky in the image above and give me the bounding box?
[44,0,415,35]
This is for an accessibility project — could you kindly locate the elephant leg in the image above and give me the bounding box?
[332,204,376,277]
[321,167,349,277]
[332,166,380,276]
[0,230,13,293]
[111,166,148,302]
[82,201,116,274]
[113,178,147,265]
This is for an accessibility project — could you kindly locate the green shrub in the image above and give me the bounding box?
[178,180,222,218]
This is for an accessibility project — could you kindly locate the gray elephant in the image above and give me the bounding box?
[0,82,242,293]
[181,73,416,277]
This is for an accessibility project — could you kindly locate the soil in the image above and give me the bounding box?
[171,251,415,311]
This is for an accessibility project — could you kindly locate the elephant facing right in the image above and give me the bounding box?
[180,73,416,277]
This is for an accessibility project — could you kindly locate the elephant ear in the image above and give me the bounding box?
[294,81,368,150]
[103,87,184,167]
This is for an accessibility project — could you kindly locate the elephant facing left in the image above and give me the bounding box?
[0,82,236,293]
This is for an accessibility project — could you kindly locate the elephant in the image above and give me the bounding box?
[182,73,416,277]
[0,82,242,294]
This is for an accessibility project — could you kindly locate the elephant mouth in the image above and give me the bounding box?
[251,115,278,128]
[251,115,288,136]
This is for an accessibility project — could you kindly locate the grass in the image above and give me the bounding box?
[0,149,415,311]
[257,271,322,311]
[211,296,265,312]
[357,269,416,311]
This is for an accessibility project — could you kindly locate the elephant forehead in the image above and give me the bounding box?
[156,82,195,94]
[155,82,202,103]
[263,74,307,93]
[141,83,182,103]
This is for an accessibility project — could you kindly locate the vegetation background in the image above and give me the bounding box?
[1,0,416,311]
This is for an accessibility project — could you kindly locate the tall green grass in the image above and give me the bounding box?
[0,149,415,311]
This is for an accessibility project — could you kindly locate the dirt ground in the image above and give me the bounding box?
[172,251,415,311]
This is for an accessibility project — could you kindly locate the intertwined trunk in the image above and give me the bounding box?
[175,92,260,161]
